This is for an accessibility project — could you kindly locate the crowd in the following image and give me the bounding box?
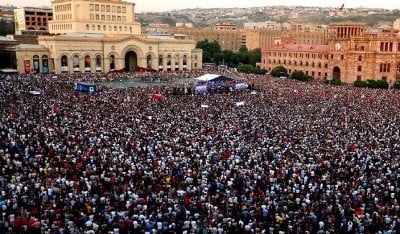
[0,71,400,234]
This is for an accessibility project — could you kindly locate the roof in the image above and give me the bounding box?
[195,74,235,82]
[59,33,106,38]
[16,44,47,49]
[262,44,329,53]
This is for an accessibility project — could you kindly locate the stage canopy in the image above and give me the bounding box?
[195,74,235,82]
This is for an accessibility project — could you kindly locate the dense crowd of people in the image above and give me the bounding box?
[0,71,400,234]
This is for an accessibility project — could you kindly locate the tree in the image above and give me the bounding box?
[291,70,312,81]
[270,66,288,77]
[196,39,221,63]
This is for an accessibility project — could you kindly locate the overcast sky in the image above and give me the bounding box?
[1,0,398,12]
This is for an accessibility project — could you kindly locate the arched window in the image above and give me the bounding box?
[86,24,90,30]
[72,55,80,72]
[175,54,179,71]
[33,55,40,73]
[146,54,152,68]
[109,55,115,70]
[158,55,163,69]
[61,55,68,72]
[42,55,49,73]
[95,55,102,72]
[84,55,91,72]
[183,55,187,70]
[358,56,362,62]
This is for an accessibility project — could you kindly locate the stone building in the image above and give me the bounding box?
[14,7,53,35]
[246,29,328,50]
[167,26,246,52]
[260,23,400,84]
[15,0,202,74]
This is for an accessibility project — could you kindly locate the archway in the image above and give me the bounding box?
[125,51,137,72]
[332,66,341,80]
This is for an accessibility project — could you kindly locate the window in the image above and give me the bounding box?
[107,15,110,21]
[86,24,89,30]
[117,6,121,13]
[358,56,362,62]
[380,42,393,52]
[112,16,116,21]
[112,6,116,12]
[101,5,105,12]
[106,5,110,12]
[357,66,362,72]
[380,63,390,73]
[357,75,361,81]
[341,55,344,60]
[96,14,99,20]
[89,4,94,11]
[122,7,126,13]
[90,14,94,20]
[117,16,121,22]
[122,16,126,22]
[95,4,99,11]
[101,15,105,20]
[382,76,387,81]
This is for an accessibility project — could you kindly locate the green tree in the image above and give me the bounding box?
[196,39,221,63]
[270,66,288,77]
[291,70,312,81]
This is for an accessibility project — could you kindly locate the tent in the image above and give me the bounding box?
[195,74,235,82]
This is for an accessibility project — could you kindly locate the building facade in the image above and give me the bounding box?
[167,27,246,52]
[14,7,53,34]
[246,29,328,50]
[260,23,400,84]
[49,0,140,35]
[15,0,202,74]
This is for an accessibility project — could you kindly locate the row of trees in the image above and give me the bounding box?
[269,65,400,90]
[269,65,312,81]
[196,39,266,74]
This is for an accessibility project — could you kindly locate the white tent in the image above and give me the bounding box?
[195,74,234,82]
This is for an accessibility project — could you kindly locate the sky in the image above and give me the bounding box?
[1,0,399,12]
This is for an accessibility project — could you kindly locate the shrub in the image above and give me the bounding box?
[270,66,288,77]
[394,82,400,89]
[291,70,312,81]
[354,80,368,87]
[354,79,389,89]
[329,77,342,85]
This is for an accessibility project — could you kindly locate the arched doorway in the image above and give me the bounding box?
[125,51,137,72]
[33,55,40,73]
[333,66,341,79]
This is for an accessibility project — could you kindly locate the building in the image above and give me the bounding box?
[394,18,400,31]
[49,0,140,35]
[15,0,202,74]
[243,21,281,30]
[167,26,246,52]
[259,23,400,83]
[246,28,328,50]
[14,7,53,35]
[214,23,237,31]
